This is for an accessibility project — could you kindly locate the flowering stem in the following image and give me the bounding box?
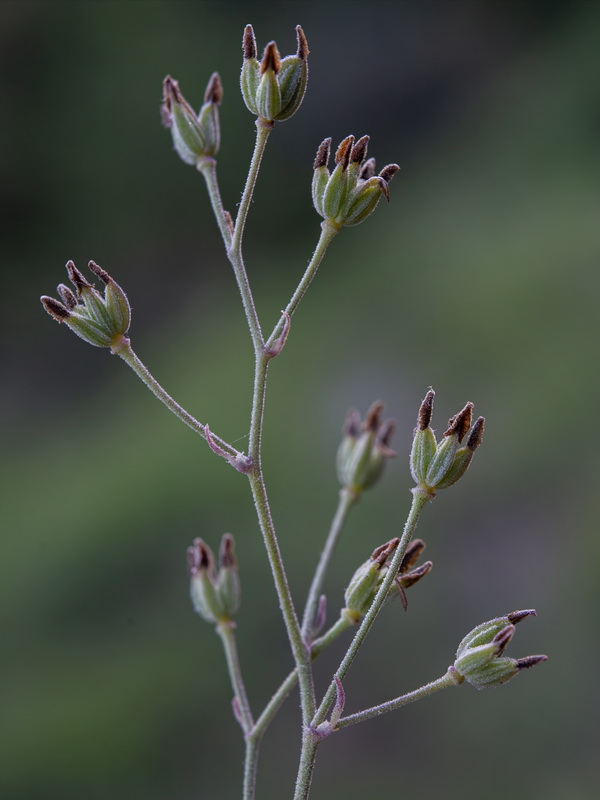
[265,221,339,351]
[313,490,431,727]
[216,619,254,735]
[301,488,358,640]
[293,490,431,800]
[197,157,233,250]
[334,668,463,731]
[113,337,240,460]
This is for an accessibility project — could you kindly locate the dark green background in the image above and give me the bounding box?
[2,1,599,798]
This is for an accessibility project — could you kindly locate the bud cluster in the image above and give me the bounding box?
[187,534,241,624]
[337,402,396,497]
[343,537,432,622]
[410,390,484,496]
[162,72,223,166]
[453,610,547,689]
[312,135,399,228]
[40,261,131,350]
[240,24,308,123]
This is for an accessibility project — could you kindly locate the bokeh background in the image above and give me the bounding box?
[2,1,599,798]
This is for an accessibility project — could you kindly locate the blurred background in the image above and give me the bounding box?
[2,1,599,798]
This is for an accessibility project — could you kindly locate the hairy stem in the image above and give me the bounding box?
[251,616,352,742]
[301,488,357,640]
[243,739,260,800]
[216,619,254,735]
[198,156,233,250]
[113,337,239,459]
[313,490,431,727]
[292,490,431,800]
[265,221,339,351]
[335,668,462,730]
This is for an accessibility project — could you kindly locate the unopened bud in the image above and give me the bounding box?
[162,73,222,166]
[312,135,398,228]
[41,260,131,350]
[188,534,242,624]
[336,402,395,497]
[454,610,547,689]
[240,24,308,122]
[410,392,484,497]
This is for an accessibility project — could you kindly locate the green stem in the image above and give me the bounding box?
[301,488,357,640]
[197,157,233,250]
[113,337,239,459]
[225,121,273,354]
[312,490,431,728]
[215,619,254,735]
[291,490,431,800]
[334,668,463,731]
[265,221,339,352]
[251,616,352,741]
[243,739,260,800]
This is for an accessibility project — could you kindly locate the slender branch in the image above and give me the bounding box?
[232,120,273,254]
[265,221,339,352]
[312,490,431,728]
[335,668,462,730]
[216,619,254,734]
[197,157,233,250]
[113,337,240,459]
[301,488,357,640]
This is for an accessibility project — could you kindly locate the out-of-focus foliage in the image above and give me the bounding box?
[2,1,599,798]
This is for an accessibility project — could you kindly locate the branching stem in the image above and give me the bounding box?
[216,619,254,735]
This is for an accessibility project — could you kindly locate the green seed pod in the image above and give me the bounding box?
[188,539,225,624]
[162,73,222,165]
[410,394,484,495]
[41,260,131,349]
[312,135,398,227]
[216,534,241,619]
[240,25,308,123]
[454,610,547,690]
[343,539,399,621]
[336,403,395,496]
[410,390,437,485]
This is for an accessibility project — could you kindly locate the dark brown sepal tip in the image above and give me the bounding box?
[219,533,236,568]
[467,416,485,451]
[335,135,354,169]
[261,41,281,74]
[379,163,400,184]
[41,296,70,321]
[66,260,92,293]
[343,408,361,438]
[507,609,536,624]
[350,135,369,165]
[492,624,515,654]
[57,283,77,309]
[400,560,433,587]
[204,72,223,105]
[516,654,548,670]
[243,24,257,60]
[445,402,474,442]
[88,260,111,285]
[371,537,400,567]
[314,137,331,170]
[418,390,435,430]
[364,400,384,432]
[400,538,426,571]
[359,157,376,180]
[296,25,309,59]
[378,419,396,450]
